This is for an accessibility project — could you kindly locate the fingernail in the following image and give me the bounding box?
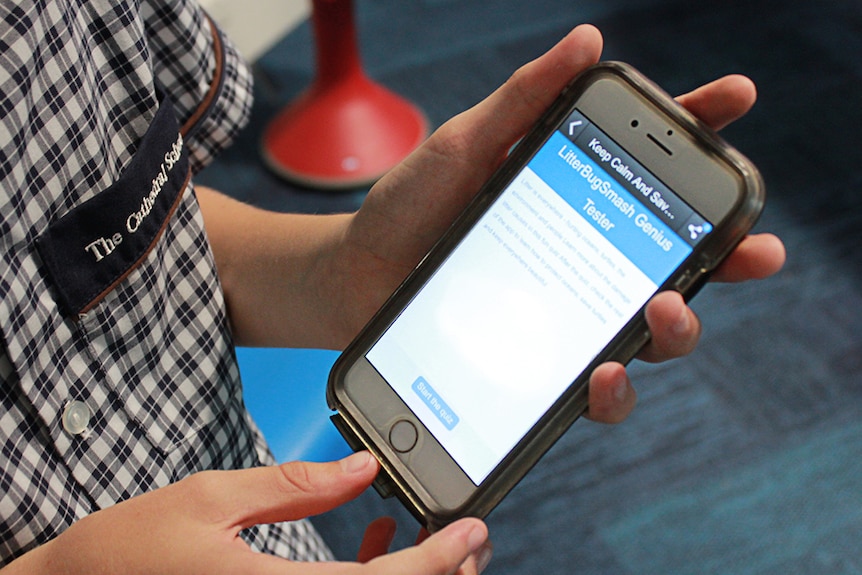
[465,522,488,553]
[671,305,690,337]
[475,541,494,574]
[340,451,375,474]
[613,369,630,403]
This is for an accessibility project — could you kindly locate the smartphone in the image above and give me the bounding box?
[327,62,764,530]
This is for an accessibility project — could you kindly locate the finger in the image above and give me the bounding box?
[711,233,786,282]
[675,74,757,131]
[456,24,604,161]
[584,362,637,424]
[638,290,702,363]
[389,25,602,194]
[207,451,379,530]
[455,541,494,575]
[370,518,489,575]
[367,25,604,263]
[357,517,398,563]
[412,525,493,574]
[409,525,492,575]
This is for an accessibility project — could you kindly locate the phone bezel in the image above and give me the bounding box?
[327,61,765,530]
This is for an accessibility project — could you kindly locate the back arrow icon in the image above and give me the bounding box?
[568,120,583,135]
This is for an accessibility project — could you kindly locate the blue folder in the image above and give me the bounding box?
[235,347,351,463]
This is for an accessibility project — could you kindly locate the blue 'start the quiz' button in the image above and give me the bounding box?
[412,377,460,430]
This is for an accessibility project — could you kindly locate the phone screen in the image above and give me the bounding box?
[366,109,714,485]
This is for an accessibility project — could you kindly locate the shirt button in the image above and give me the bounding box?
[62,400,91,436]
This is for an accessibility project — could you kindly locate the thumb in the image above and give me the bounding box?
[217,451,380,530]
[364,25,603,263]
[371,518,490,575]
[462,24,603,161]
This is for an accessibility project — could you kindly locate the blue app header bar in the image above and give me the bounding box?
[563,111,713,244]
[528,130,693,285]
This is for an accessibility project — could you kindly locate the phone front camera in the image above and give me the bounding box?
[631,119,639,128]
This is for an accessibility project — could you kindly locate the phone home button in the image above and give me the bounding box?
[389,419,418,453]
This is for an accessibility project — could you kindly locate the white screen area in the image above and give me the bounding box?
[367,126,701,484]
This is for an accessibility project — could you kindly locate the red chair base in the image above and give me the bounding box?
[262,70,428,190]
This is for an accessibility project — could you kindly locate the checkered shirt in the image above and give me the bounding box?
[0,0,332,565]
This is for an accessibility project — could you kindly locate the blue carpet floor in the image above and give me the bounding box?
[197,0,862,572]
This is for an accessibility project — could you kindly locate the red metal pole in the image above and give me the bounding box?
[312,0,363,87]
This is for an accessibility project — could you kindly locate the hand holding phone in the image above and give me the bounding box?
[322,29,784,523]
